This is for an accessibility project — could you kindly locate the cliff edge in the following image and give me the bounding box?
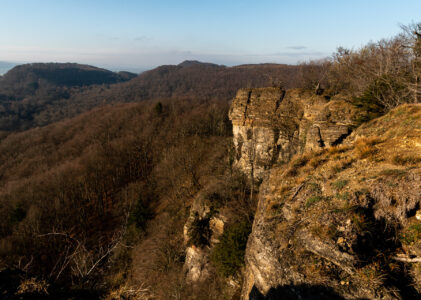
[231,89,421,299]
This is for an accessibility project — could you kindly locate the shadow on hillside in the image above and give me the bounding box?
[248,284,366,300]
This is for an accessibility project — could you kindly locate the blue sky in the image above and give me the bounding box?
[0,0,420,71]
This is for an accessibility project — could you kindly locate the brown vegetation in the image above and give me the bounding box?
[0,96,235,297]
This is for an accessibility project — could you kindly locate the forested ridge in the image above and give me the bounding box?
[0,61,316,135]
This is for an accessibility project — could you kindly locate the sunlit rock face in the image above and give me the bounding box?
[229,87,360,180]
[229,88,381,299]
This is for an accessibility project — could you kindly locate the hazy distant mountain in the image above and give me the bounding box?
[177,60,221,68]
[0,61,18,75]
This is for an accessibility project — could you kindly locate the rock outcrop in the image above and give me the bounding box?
[229,88,363,180]
[183,182,227,283]
[237,100,421,299]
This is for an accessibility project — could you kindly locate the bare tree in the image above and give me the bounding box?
[401,22,421,104]
[38,211,130,283]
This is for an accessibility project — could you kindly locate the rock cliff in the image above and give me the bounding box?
[231,89,421,299]
[228,88,364,180]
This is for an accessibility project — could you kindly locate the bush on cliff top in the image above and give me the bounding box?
[210,220,252,277]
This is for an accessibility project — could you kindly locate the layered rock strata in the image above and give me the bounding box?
[228,88,360,180]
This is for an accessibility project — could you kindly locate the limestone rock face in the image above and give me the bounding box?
[184,246,210,282]
[229,88,361,180]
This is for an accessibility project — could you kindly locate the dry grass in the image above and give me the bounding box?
[308,156,326,169]
[332,179,349,191]
[278,184,292,195]
[310,224,338,241]
[104,283,154,300]
[354,263,386,290]
[392,154,421,166]
[285,167,298,177]
[285,155,310,177]
[328,157,354,175]
[400,223,421,245]
[354,137,381,159]
[300,252,330,283]
[17,278,49,295]
[328,144,352,155]
[378,168,408,178]
[305,196,325,208]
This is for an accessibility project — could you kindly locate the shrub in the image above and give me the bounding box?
[210,220,252,277]
[9,203,26,224]
[351,85,385,125]
[392,155,421,166]
[129,198,152,230]
[205,191,227,211]
[187,213,211,247]
[355,138,379,159]
[154,102,163,115]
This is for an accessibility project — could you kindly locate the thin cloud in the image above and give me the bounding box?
[134,35,152,41]
[287,46,308,50]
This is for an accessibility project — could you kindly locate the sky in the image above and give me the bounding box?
[0,0,420,72]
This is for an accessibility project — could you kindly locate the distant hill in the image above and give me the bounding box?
[177,60,221,68]
[0,63,136,99]
[0,61,18,76]
[0,63,137,132]
[107,60,306,101]
[0,60,318,133]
